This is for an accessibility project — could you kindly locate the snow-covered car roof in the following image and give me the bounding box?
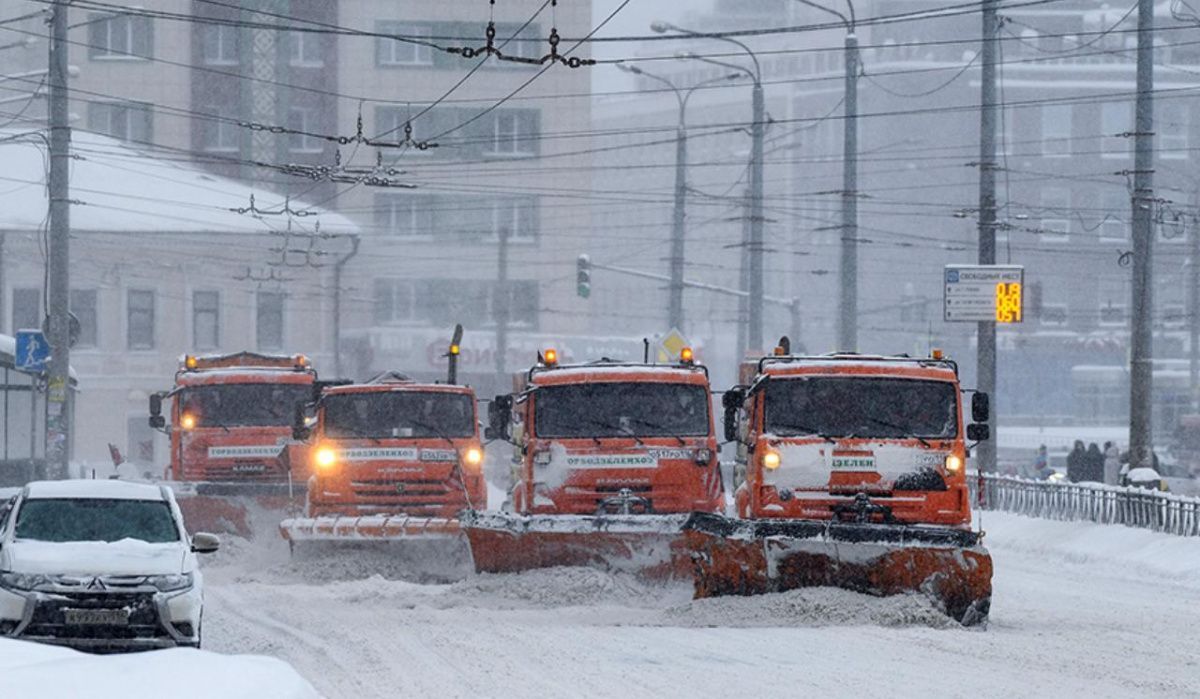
[24,480,167,501]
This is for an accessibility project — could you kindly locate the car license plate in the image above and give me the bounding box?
[64,608,129,625]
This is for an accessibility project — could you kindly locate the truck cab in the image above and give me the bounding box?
[492,351,723,516]
[149,352,316,485]
[296,373,484,518]
[725,350,990,526]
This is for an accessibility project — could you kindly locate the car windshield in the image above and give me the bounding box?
[14,498,180,543]
[535,382,710,438]
[323,392,475,439]
[179,383,311,428]
[765,376,958,439]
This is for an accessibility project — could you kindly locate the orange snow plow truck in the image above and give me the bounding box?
[279,328,485,570]
[462,348,723,580]
[148,352,319,538]
[682,342,994,625]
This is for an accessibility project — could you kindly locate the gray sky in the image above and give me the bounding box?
[591,0,716,91]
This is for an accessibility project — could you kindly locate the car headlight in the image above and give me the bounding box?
[0,571,50,591]
[148,572,194,592]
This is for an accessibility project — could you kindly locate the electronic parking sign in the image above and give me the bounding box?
[944,265,1024,323]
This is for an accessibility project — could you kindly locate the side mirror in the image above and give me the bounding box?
[722,387,745,443]
[488,395,513,441]
[148,394,165,429]
[967,423,990,442]
[292,402,311,442]
[971,392,990,423]
[149,415,166,429]
[191,532,220,554]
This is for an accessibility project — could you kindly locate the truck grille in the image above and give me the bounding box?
[349,479,467,509]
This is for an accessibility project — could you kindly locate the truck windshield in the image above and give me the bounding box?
[535,382,710,438]
[323,392,475,439]
[14,499,180,543]
[179,383,311,428]
[765,377,958,439]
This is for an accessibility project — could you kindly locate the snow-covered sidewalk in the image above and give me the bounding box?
[202,513,1200,698]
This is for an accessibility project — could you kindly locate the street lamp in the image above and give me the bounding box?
[793,0,859,352]
[651,21,767,351]
[616,62,738,333]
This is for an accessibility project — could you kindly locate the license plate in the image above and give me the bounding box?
[64,608,129,625]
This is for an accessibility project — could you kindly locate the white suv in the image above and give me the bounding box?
[0,480,218,651]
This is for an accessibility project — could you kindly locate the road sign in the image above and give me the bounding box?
[944,265,1025,323]
[657,328,690,362]
[15,330,50,373]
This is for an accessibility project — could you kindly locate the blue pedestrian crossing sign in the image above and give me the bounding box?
[15,330,49,373]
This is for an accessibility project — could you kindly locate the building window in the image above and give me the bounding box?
[201,24,240,65]
[127,289,155,350]
[288,31,323,67]
[1160,102,1189,158]
[1100,102,1130,158]
[1162,304,1187,329]
[287,107,323,153]
[377,193,434,238]
[70,289,97,348]
[1041,104,1072,156]
[1100,191,1128,241]
[373,279,414,323]
[88,13,153,60]
[491,197,537,242]
[193,290,220,350]
[484,110,539,157]
[202,119,241,152]
[11,287,40,333]
[376,22,433,66]
[87,101,152,143]
[1098,303,1126,327]
[1039,188,1071,243]
[1041,303,1068,327]
[256,291,284,350]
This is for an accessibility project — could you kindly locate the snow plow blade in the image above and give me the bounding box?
[279,514,463,541]
[461,510,693,581]
[171,482,304,539]
[279,515,471,581]
[682,512,992,626]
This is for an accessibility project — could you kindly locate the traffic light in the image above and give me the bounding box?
[576,254,591,299]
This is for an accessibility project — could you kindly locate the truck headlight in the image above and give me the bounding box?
[0,571,49,591]
[314,446,338,471]
[762,449,781,470]
[694,448,713,465]
[944,454,963,473]
[148,572,194,592]
[463,447,483,470]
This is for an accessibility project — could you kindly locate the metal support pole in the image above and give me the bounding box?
[838,33,859,352]
[332,234,360,378]
[669,125,687,331]
[1190,193,1199,411]
[45,0,71,479]
[748,83,765,351]
[495,226,511,379]
[1129,0,1156,469]
[975,0,999,474]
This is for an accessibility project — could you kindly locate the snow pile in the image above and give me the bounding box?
[979,511,1200,581]
[0,638,320,699]
[448,566,686,609]
[663,587,957,629]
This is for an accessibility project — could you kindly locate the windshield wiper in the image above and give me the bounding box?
[862,417,932,447]
[577,416,643,446]
[333,423,382,445]
[770,422,836,443]
[624,417,686,446]
[407,418,457,449]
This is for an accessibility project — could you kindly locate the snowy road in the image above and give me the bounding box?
[204,513,1200,699]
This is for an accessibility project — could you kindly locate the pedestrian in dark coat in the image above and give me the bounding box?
[1085,442,1105,482]
[1066,440,1086,482]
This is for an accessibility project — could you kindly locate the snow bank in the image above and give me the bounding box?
[0,638,321,699]
[664,587,958,629]
[980,510,1200,582]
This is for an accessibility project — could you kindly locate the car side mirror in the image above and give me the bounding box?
[722,387,745,443]
[967,423,990,442]
[191,532,220,554]
[488,395,513,441]
[971,392,990,423]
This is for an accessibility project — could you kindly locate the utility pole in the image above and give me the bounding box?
[1190,197,1198,411]
[839,30,859,352]
[748,80,765,351]
[332,234,360,378]
[669,123,687,331]
[45,0,71,478]
[1129,0,1156,469]
[975,0,1000,474]
[495,226,511,381]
